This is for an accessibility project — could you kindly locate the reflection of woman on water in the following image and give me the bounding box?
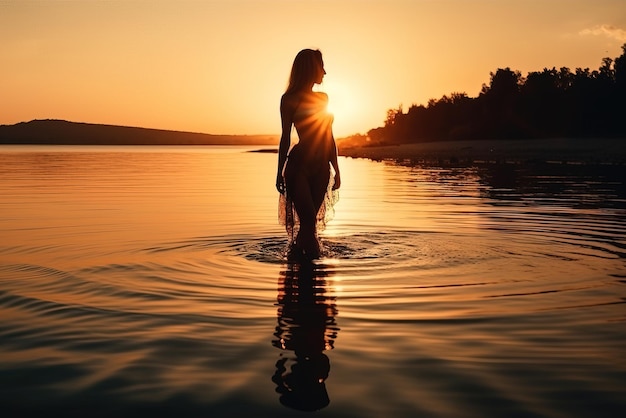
[271,261,339,411]
[276,49,341,260]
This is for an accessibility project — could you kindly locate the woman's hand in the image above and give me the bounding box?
[276,173,286,194]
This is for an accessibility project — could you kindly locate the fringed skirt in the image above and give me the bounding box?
[278,168,339,246]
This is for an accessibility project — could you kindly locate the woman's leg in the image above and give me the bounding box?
[310,166,331,216]
[286,170,320,258]
[297,166,330,258]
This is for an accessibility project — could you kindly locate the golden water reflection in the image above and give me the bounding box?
[271,260,339,411]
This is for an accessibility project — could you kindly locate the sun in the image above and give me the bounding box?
[318,76,362,137]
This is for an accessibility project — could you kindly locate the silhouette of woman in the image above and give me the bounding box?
[276,49,341,259]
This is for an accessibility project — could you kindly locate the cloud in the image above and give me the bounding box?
[580,24,626,42]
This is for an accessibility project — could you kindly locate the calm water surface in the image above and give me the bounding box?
[0,145,625,417]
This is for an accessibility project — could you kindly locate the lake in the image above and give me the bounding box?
[0,145,625,417]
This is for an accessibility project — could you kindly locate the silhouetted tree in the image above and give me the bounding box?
[478,68,524,139]
[368,44,626,144]
[615,44,626,90]
[519,67,569,137]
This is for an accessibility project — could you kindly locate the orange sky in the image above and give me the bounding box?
[1,0,625,137]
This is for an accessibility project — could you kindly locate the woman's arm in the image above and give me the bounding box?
[329,133,341,190]
[276,94,294,194]
[323,92,341,190]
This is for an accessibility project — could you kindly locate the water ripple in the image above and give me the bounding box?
[1,147,625,417]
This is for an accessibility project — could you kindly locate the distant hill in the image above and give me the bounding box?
[0,120,279,146]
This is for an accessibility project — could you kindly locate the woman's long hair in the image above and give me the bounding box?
[286,49,323,94]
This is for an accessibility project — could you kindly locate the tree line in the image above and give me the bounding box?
[356,44,626,146]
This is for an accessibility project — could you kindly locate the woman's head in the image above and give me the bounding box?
[286,49,325,93]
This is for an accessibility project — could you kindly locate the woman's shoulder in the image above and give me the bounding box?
[280,93,300,114]
[281,91,328,109]
[305,92,329,107]
[281,92,300,107]
[283,91,327,98]
[281,92,303,101]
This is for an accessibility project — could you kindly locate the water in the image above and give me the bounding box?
[0,145,625,417]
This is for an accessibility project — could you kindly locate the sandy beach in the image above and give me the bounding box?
[338,138,626,165]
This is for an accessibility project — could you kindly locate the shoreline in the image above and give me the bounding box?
[337,138,626,166]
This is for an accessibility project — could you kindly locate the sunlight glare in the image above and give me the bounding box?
[318,76,362,137]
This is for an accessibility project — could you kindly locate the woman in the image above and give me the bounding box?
[276,49,341,259]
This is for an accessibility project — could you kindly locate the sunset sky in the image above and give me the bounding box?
[2,0,625,137]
